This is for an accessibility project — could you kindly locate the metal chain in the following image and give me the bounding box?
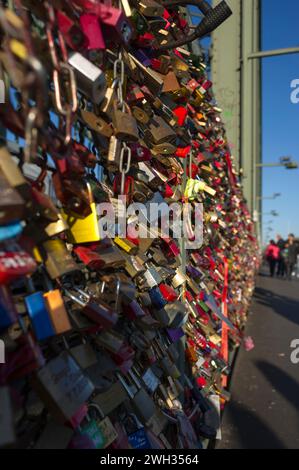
[113,49,131,195]
[45,2,78,145]
[113,51,125,111]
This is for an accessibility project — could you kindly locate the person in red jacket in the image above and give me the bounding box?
[265,240,280,277]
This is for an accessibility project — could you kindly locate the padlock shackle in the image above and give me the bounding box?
[63,288,87,307]
[155,0,232,51]
[88,402,105,419]
[116,372,135,399]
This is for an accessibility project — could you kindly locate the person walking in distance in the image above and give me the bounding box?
[265,240,280,277]
[285,234,299,280]
[276,234,286,277]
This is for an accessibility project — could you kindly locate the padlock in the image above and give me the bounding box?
[112,101,139,142]
[105,135,121,171]
[0,146,33,210]
[74,245,105,271]
[123,413,152,449]
[79,109,113,138]
[79,13,106,51]
[145,115,177,145]
[138,162,168,190]
[153,301,185,328]
[44,214,69,238]
[133,180,154,203]
[159,284,178,302]
[114,236,139,255]
[67,338,98,370]
[116,370,156,423]
[57,10,88,51]
[68,52,107,104]
[0,168,25,225]
[43,288,72,335]
[39,239,79,280]
[99,4,133,46]
[88,242,126,270]
[52,173,93,219]
[93,381,129,416]
[149,286,168,310]
[128,54,164,95]
[141,367,160,393]
[0,221,23,243]
[87,403,118,448]
[64,288,118,330]
[137,264,163,290]
[0,245,37,284]
[62,184,101,244]
[25,287,56,342]
[78,411,108,449]
[32,351,94,424]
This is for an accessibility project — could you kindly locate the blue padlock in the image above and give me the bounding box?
[124,414,152,450]
[149,287,167,310]
[25,292,55,341]
[128,427,152,449]
[0,221,23,242]
[0,286,18,331]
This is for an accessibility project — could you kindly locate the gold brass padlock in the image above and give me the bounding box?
[145,115,176,145]
[112,101,139,142]
[79,109,113,138]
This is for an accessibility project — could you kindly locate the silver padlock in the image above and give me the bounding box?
[68,52,107,104]
[138,264,163,289]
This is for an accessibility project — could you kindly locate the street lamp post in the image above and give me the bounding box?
[257,193,281,201]
[256,157,298,169]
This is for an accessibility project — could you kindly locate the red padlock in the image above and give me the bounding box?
[159,284,178,302]
[173,106,188,126]
[73,141,97,169]
[130,143,152,162]
[0,247,37,284]
[161,237,180,258]
[74,246,105,271]
[113,174,134,202]
[176,145,191,159]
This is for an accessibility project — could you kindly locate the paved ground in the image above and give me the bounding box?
[218,271,299,449]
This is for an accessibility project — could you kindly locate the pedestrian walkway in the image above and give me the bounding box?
[218,273,299,449]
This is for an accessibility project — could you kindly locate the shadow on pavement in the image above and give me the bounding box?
[254,286,299,328]
[255,360,299,415]
[219,400,286,449]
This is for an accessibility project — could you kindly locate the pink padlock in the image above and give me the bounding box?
[79,13,106,50]
[99,4,133,46]
[57,11,88,51]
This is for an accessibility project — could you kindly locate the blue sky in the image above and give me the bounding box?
[261,0,299,243]
[190,1,299,243]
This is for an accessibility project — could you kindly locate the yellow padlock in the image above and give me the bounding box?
[113,237,138,255]
[62,183,101,244]
[9,39,28,61]
[62,202,100,244]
